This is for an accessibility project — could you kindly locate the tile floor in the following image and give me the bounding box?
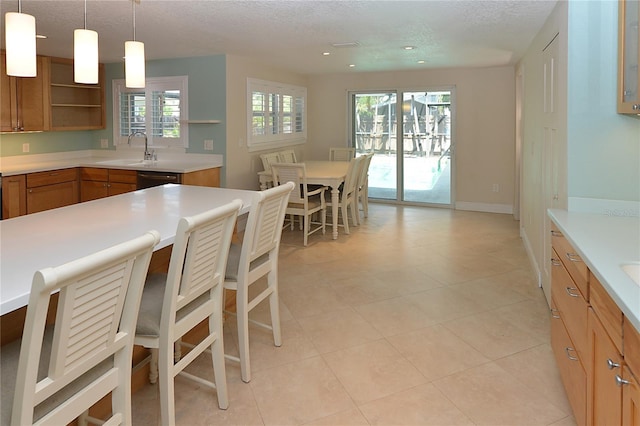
[132,204,577,426]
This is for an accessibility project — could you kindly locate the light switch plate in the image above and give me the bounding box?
[22,143,30,153]
[100,139,109,148]
[204,139,214,150]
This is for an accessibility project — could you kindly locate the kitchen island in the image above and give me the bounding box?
[0,184,255,316]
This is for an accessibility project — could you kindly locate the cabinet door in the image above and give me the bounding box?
[27,181,78,214]
[0,51,15,132]
[587,308,622,426]
[80,180,108,202]
[622,366,640,426]
[108,182,136,196]
[2,174,27,218]
[618,0,640,113]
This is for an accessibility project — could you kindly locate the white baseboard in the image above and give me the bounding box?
[455,201,513,214]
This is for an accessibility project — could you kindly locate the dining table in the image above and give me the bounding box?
[259,160,351,240]
[0,184,257,316]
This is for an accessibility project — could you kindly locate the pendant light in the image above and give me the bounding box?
[4,0,37,77]
[74,0,99,84]
[125,0,145,88]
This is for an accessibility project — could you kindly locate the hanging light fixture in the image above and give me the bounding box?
[4,0,37,77]
[125,0,145,88]
[74,0,99,84]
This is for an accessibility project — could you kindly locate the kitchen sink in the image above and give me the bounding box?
[621,262,640,285]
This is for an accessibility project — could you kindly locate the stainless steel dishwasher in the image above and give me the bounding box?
[137,171,182,189]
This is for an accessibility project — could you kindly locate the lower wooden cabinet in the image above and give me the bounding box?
[586,307,622,426]
[622,366,640,426]
[2,174,26,219]
[80,167,136,202]
[26,168,78,214]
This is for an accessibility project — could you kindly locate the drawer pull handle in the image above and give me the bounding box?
[607,359,621,370]
[550,308,561,319]
[551,230,563,237]
[615,375,630,387]
[566,253,582,263]
[565,347,579,361]
[551,258,561,267]
[565,287,580,298]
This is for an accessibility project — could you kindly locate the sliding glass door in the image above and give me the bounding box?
[349,89,453,206]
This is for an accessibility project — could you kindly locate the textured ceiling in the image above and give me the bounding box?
[1,0,558,74]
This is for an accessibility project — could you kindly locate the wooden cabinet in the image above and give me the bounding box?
[80,168,136,202]
[49,57,105,130]
[1,51,50,132]
[552,221,640,426]
[586,307,623,426]
[182,168,221,187]
[26,168,78,214]
[2,174,27,218]
[618,0,640,113]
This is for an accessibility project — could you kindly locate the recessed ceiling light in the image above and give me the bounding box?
[417,60,425,64]
[322,52,330,56]
[403,46,416,50]
[349,64,355,68]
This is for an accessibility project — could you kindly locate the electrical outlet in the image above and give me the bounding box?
[492,183,500,192]
[22,143,30,153]
[100,138,109,148]
[204,139,214,150]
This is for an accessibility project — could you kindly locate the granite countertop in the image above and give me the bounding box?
[548,208,640,332]
[0,153,223,176]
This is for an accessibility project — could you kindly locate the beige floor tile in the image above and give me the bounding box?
[249,356,355,425]
[302,408,370,426]
[448,275,531,311]
[409,286,487,322]
[297,307,383,353]
[323,340,427,404]
[354,296,438,336]
[443,308,544,359]
[387,324,490,381]
[280,282,348,319]
[358,383,474,425]
[549,415,578,426]
[492,297,551,343]
[495,343,573,416]
[433,362,568,425]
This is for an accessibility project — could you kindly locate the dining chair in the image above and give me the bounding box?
[271,162,327,246]
[0,230,159,426]
[134,199,242,425]
[224,182,294,382]
[259,152,282,189]
[326,155,364,233]
[356,153,374,221]
[329,147,356,161]
[278,149,297,163]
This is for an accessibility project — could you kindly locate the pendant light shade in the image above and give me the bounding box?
[74,29,99,84]
[74,0,98,84]
[125,40,145,88]
[5,11,37,77]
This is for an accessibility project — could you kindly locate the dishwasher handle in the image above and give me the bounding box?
[137,173,180,182]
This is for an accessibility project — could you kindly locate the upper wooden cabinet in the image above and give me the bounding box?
[1,51,51,132]
[49,57,106,130]
[618,0,640,114]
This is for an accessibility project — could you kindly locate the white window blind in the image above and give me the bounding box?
[113,76,188,149]
[247,78,306,151]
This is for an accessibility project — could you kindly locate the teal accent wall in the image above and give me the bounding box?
[1,55,227,158]
[567,1,640,201]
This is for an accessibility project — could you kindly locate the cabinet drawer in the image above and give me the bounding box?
[551,249,589,357]
[109,169,137,184]
[27,168,78,188]
[551,297,587,426]
[590,273,623,354]
[624,320,640,377]
[27,180,78,214]
[80,167,108,181]
[551,225,589,299]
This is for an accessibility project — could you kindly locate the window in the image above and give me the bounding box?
[247,78,306,151]
[113,76,188,149]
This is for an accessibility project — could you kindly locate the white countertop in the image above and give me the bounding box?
[0,152,223,176]
[0,185,255,315]
[548,209,640,332]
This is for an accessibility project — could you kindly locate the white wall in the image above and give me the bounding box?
[306,67,517,210]
[225,55,308,189]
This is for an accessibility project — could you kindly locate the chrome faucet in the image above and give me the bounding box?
[128,131,153,161]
